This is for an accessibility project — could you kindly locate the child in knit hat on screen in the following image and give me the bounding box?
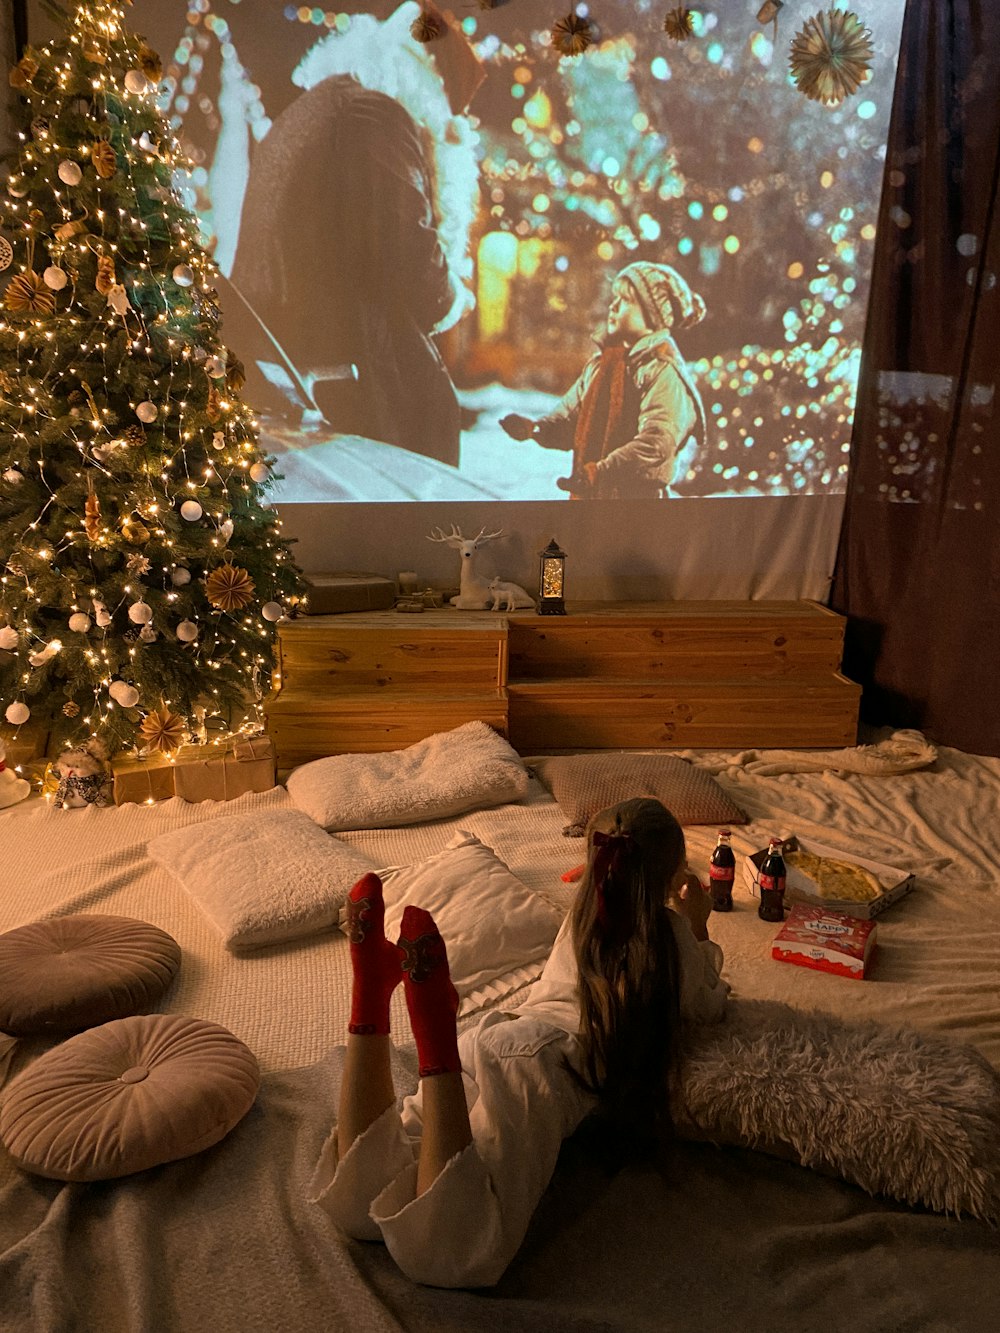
[500,261,708,498]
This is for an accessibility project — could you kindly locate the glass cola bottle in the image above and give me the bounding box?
[709,830,736,912]
[757,837,787,922]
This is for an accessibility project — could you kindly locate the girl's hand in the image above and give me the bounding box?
[500,413,536,441]
[669,872,712,942]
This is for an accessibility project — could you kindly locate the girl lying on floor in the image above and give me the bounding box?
[311,797,728,1287]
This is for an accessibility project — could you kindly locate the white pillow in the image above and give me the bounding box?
[342,832,561,1010]
[149,809,378,951]
[285,721,531,831]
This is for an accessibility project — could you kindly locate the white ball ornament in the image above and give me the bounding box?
[136,401,158,423]
[109,680,140,708]
[128,601,153,625]
[204,355,226,379]
[43,266,68,290]
[68,612,92,633]
[57,159,82,186]
[176,620,199,642]
[172,264,194,288]
[249,462,270,484]
[170,566,192,587]
[261,601,284,623]
[124,69,148,94]
[180,500,203,522]
[2,469,24,485]
[5,702,30,726]
[0,625,19,650]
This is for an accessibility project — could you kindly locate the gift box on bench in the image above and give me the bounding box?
[112,736,276,806]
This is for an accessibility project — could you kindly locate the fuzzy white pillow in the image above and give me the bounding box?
[149,809,378,951]
[285,721,531,832]
[675,998,1000,1224]
[341,831,561,1011]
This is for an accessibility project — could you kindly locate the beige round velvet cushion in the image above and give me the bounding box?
[0,915,181,1037]
[0,1013,261,1181]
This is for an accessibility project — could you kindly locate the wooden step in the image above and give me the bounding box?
[506,675,861,752]
[508,600,845,682]
[274,610,506,693]
[264,688,509,766]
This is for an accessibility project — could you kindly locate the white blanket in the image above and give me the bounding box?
[682,728,938,777]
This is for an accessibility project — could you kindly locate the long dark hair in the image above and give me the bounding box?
[570,798,685,1151]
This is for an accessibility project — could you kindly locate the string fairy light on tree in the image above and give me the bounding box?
[0,0,302,759]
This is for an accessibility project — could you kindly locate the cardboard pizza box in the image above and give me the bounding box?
[742,834,915,920]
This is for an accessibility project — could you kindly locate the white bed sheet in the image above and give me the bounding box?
[3,742,999,1074]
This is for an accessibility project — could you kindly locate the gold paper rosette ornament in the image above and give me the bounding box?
[139,705,186,753]
[205,564,256,612]
[9,54,39,89]
[225,352,246,394]
[4,270,56,315]
[789,9,874,106]
[663,7,695,42]
[551,12,594,57]
[91,140,117,179]
[137,43,163,83]
[411,7,444,43]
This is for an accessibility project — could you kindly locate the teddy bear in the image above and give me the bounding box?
[52,738,112,809]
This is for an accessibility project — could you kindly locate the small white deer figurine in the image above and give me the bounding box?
[427,524,503,609]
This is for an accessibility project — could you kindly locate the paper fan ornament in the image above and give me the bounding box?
[411,7,444,43]
[205,564,256,611]
[139,705,186,753]
[789,9,874,106]
[4,270,55,315]
[551,12,594,57]
[663,7,695,42]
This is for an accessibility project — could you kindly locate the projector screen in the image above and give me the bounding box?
[140,0,906,505]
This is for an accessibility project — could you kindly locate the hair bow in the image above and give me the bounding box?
[591,829,631,929]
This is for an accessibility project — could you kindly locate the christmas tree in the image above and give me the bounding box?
[0,0,302,760]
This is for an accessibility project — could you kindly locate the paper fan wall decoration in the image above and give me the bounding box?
[789,8,874,106]
[551,12,594,57]
[663,7,695,43]
[411,7,445,43]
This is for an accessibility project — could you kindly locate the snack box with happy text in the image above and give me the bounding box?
[771,903,877,980]
[742,835,915,920]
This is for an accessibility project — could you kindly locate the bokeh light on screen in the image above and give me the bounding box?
[144,0,907,503]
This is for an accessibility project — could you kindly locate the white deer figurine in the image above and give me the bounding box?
[427,524,503,609]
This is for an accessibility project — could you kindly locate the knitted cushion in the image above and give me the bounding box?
[531,753,747,836]
[0,915,181,1037]
[0,1014,260,1181]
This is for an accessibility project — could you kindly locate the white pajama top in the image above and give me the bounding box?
[310,912,728,1289]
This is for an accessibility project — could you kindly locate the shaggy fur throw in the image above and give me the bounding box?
[674,999,1000,1224]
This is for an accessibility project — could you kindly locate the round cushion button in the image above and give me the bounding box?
[119,1066,149,1084]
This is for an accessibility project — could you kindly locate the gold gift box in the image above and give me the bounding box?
[112,735,276,806]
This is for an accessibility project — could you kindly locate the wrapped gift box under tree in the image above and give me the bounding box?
[112,735,276,806]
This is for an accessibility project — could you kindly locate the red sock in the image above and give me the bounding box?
[399,906,461,1078]
[346,873,403,1036]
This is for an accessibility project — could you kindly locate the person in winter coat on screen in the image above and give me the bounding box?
[501,260,708,498]
[228,3,483,465]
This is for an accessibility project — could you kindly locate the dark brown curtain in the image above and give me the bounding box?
[831,0,1000,756]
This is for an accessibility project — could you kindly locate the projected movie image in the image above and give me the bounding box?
[143,0,906,502]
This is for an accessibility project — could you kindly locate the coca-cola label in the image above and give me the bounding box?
[709,865,735,881]
[759,873,785,892]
